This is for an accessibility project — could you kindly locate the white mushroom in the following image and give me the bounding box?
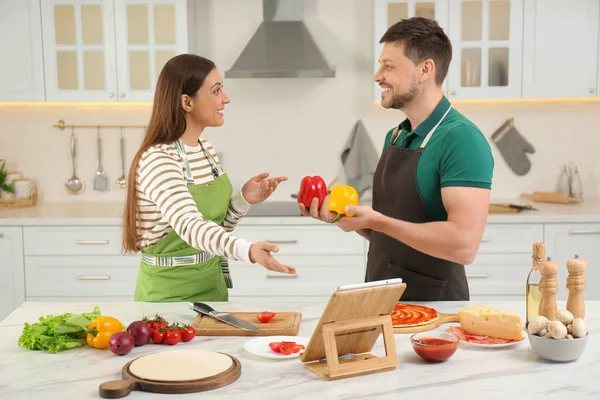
[527,316,549,335]
[543,331,553,339]
[571,318,588,338]
[548,320,568,339]
[539,328,548,337]
[567,324,573,334]
[556,310,574,325]
[566,334,574,340]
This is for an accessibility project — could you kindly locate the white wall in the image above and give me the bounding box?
[0,0,598,203]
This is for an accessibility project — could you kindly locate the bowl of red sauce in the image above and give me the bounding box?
[411,331,459,362]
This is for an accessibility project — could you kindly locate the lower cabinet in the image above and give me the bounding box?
[544,223,600,301]
[0,227,25,321]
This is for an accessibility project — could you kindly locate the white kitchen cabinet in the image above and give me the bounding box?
[468,223,544,300]
[373,0,450,101]
[0,0,45,101]
[0,227,25,321]
[114,0,188,102]
[544,223,600,301]
[522,0,599,99]
[446,0,523,100]
[40,0,187,102]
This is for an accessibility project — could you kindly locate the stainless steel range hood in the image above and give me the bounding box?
[225,0,335,78]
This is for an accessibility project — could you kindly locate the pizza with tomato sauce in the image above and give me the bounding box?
[390,303,439,327]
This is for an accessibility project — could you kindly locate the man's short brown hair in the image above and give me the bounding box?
[380,17,452,86]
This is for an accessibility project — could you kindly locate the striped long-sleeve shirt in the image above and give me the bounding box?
[135,138,252,262]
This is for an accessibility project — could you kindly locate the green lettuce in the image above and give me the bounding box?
[18,306,102,353]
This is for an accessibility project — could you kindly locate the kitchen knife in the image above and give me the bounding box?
[188,302,260,332]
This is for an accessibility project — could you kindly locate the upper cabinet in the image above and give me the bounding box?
[0,0,45,102]
[446,0,523,100]
[522,0,599,99]
[41,0,117,102]
[113,0,188,102]
[39,0,187,102]
[373,1,450,100]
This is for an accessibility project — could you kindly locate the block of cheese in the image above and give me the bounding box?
[458,306,524,340]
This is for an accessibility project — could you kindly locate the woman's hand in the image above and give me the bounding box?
[248,241,296,274]
[242,172,288,204]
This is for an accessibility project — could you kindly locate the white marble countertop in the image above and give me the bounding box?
[0,299,597,399]
[1,198,600,225]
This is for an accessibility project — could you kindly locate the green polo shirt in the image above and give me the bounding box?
[381,96,494,221]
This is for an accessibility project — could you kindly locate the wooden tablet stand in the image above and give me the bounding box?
[300,281,406,381]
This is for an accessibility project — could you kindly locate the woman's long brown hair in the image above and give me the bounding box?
[122,54,216,253]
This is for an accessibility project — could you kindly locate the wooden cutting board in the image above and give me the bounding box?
[191,312,302,336]
[393,313,459,334]
[99,353,241,398]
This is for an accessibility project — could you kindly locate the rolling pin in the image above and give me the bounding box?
[520,191,583,204]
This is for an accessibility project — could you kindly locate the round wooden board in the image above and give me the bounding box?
[99,353,241,399]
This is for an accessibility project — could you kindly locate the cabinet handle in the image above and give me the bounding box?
[481,237,491,243]
[265,240,298,244]
[569,229,600,235]
[266,274,298,279]
[76,240,110,245]
[467,273,491,279]
[109,93,115,98]
[590,88,595,94]
[0,233,4,238]
[119,93,125,98]
[77,275,111,280]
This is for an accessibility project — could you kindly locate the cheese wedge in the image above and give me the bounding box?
[458,306,523,340]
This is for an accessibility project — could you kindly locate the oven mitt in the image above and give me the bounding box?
[490,118,535,176]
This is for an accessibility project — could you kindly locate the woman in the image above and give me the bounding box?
[122,54,295,302]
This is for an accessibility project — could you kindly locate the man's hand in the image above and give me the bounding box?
[242,172,287,204]
[298,195,337,223]
[335,205,383,232]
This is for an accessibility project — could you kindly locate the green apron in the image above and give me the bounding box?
[134,140,234,303]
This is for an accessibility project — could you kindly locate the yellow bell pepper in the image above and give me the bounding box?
[86,316,122,349]
[327,185,359,222]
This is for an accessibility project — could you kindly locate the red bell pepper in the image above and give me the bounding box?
[297,176,328,208]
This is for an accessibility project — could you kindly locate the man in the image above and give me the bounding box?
[299,17,494,301]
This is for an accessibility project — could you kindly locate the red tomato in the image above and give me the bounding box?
[180,326,195,342]
[257,312,276,323]
[151,329,165,344]
[279,343,294,355]
[165,330,181,345]
[268,342,282,353]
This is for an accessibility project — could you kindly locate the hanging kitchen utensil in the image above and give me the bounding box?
[490,118,535,176]
[93,127,109,192]
[116,127,127,188]
[65,128,84,195]
[556,164,570,194]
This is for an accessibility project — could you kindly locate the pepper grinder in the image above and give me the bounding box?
[538,256,559,321]
[566,254,586,319]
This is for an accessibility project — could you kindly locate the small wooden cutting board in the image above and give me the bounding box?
[393,313,459,334]
[191,312,302,336]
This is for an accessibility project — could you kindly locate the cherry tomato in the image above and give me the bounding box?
[257,312,276,323]
[179,325,196,342]
[165,330,181,345]
[279,343,293,355]
[151,329,165,344]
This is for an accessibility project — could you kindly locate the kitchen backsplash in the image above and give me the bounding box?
[0,0,598,203]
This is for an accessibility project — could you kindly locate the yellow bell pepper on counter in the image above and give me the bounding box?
[86,316,123,349]
[328,185,359,222]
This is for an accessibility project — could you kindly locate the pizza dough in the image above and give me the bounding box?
[129,349,233,382]
[391,303,439,327]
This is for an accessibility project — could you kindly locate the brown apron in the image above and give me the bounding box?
[365,106,469,301]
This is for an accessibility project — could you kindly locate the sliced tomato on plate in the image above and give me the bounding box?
[279,343,294,355]
[268,342,282,353]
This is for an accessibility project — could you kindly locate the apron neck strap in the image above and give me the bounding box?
[174,139,195,185]
[420,105,452,149]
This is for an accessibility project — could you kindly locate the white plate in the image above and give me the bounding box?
[244,336,309,360]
